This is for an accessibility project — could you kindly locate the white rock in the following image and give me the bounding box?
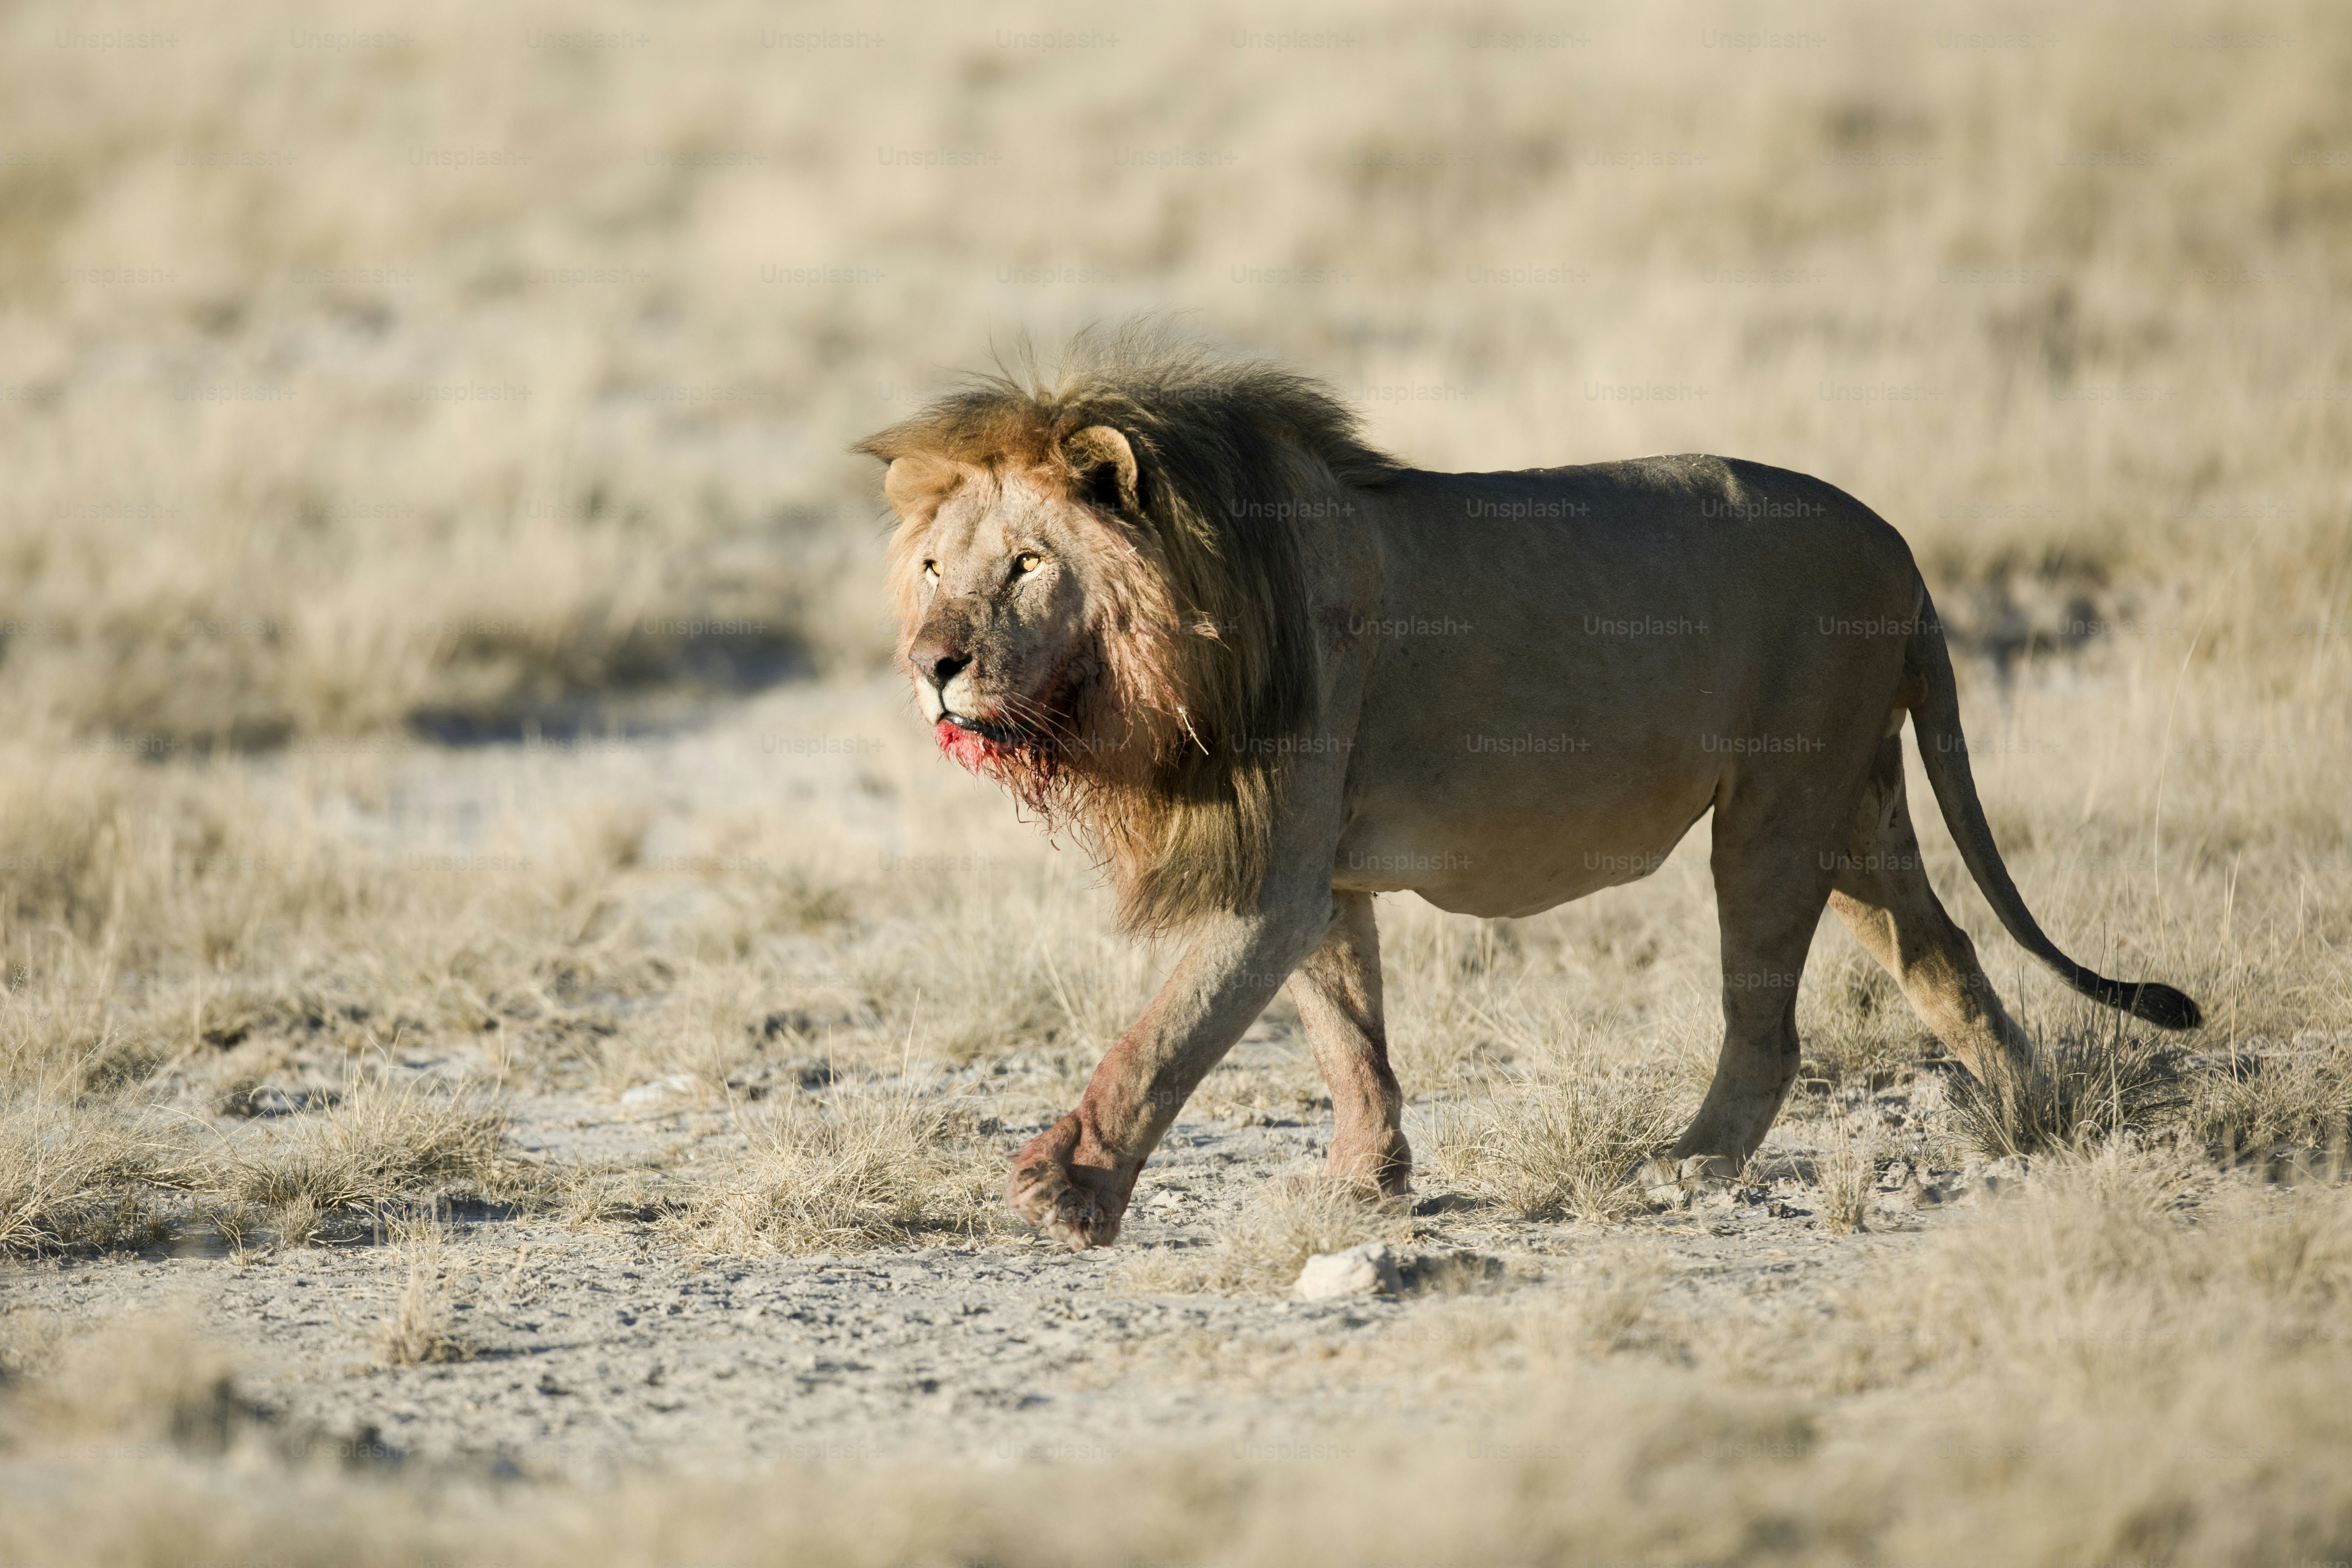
[621,1073,697,1106]
[1294,1242,1402,1300]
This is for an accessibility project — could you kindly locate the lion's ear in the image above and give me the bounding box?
[1064,425,1142,517]
[881,452,964,518]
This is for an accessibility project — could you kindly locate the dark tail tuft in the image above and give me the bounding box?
[2124,981,2203,1032]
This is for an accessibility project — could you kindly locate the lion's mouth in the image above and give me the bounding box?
[939,710,1019,745]
[935,658,1087,747]
[928,657,1091,779]
[935,710,1028,774]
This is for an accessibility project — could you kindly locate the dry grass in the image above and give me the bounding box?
[1375,1242,1675,1361]
[1564,1247,1674,1355]
[1947,1032,2191,1160]
[1815,1120,1883,1236]
[2185,1041,2352,1161]
[1120,1175,1415,1295]
[0,1307,66,1386]
[0,1095,168,1254]
[684,1080,1004,1256]
[0,0,2346,756]
[549,1161,692,1230]
[1736,1146,2352,1406]
[3,1069,513,1256]
[1430,1077,1683,1224]
[202,1071,512,1217]
[376,1212,471,1368]
[11,1168,2348,1568]
[1427,1013,1694,1224]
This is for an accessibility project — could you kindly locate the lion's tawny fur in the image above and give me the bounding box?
[857,324,1397,933]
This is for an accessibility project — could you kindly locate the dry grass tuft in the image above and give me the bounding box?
[0,1095,170,1255]
[1121,1174,1414,1295]
[1815,1121,1883,1236]
[1,1071,518,1256]
[852,863,1168,1067]
[194,1071,515,1227]
[1947,1034,2189,1160]
[377,1213,471,1368]
[551,1162,692,1229]
[1419,1002,1698,1225]
[685,1082,1002,1255]
[2184,1043,2352,1162]
[1430,1067,1688,1225]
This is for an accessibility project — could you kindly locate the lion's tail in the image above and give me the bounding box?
[1906,590,2203,1031]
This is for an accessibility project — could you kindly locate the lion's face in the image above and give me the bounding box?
[897,466,1107,770]
[863,374,1346,934]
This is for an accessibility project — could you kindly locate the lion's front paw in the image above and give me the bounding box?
[1630,1156,1686,1210]
[1006,1115,1127,1250]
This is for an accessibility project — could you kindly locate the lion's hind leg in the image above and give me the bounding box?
[1825,735,2032,1094]
[1288,891,1411,1194]
[1653,766,1852,1187]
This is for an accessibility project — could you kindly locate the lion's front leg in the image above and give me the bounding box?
[1288,890,1410,1194]
[1006,905,1332,1250]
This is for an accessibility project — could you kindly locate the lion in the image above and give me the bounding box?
[857,324,2201,1250]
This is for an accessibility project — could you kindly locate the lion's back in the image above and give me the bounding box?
[1369,455,1923,647]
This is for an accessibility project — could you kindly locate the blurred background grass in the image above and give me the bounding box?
[3,0,2346,748]
[0,0,2344,1094]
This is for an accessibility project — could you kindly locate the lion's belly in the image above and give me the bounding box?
[1329,645,1729,918]
[1331,782,1714,918]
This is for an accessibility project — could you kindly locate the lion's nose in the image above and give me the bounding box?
[915,643,972,689]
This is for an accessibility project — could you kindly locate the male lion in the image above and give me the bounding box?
[858,326,2200,1250]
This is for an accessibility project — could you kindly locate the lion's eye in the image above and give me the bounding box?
[921,560,939,581]
[1012,552,1043,577]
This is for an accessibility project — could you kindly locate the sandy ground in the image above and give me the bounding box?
[1,678,2006,1480]
[6,1113,1966,1482]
